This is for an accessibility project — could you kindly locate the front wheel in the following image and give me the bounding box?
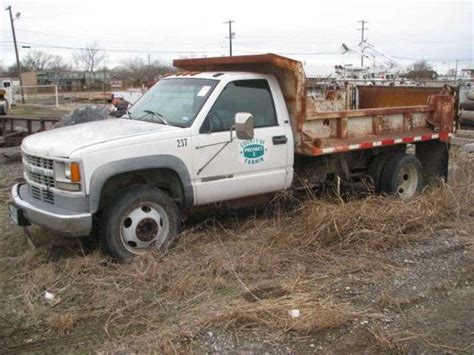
[99,186,180,260]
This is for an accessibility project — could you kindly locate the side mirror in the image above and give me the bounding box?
[234,112,254,140]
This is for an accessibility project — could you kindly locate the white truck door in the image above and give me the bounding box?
[192,79,290,205]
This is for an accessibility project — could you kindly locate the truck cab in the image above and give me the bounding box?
[10,61,296,260]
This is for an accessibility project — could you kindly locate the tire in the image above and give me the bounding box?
[379,154,423,198]
[459,102,474,111]
[367,152,398,193]
[461,117,474,127]
[99,185,180,260]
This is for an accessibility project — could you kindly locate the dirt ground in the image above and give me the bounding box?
[0,154,473,353]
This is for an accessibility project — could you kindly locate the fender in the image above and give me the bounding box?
[88,154,193,212]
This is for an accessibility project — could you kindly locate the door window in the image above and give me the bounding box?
[201,79,277,133]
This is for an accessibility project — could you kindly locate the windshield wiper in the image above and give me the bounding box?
[143,110,169,125]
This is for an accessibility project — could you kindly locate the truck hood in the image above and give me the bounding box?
[22,118,179,158]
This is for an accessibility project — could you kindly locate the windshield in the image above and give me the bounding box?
[127,78,218,127]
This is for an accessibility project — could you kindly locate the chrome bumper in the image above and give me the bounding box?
[10,183,92,237]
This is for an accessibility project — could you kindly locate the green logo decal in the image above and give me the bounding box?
[240,138,266,165]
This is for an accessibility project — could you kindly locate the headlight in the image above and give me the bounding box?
[64,164,71,179]
[54,161,82,191]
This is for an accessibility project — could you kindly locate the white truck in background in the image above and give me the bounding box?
[9,54,454,260]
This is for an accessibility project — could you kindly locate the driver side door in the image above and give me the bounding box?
[191,79,289,205]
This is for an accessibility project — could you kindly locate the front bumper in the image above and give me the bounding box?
[10,183,92,237]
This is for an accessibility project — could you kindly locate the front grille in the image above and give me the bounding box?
[26,170,55,187]
[30,185,55,204]
[24,154,56,204]
[25,154,54,170]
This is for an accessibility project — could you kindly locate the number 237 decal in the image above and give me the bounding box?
[176,138,188,148]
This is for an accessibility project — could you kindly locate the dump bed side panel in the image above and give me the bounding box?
[357,85,444,109]
[298,94,454,156]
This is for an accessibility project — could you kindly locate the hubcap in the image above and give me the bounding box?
[120,203,169,254]
[136,218,159,242]
[396,164,418,198]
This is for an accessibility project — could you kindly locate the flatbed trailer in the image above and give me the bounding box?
[0,115,61,146]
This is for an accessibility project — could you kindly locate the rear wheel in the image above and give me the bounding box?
[379,154,423,198]
[367,152,397,192]
[99,186,180,260]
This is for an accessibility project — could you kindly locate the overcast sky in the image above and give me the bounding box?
[1,0,473,75]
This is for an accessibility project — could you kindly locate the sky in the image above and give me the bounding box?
[1,0,473,76]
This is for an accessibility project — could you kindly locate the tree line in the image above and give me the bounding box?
[0,42,175,87]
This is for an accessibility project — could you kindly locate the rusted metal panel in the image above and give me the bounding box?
[307,91,347,113]
[403,113,413,131]
[427,95,454,138]
[358,85,443,109]
[304,130,452,156]
[174,53,301,72]
[300,95,453,148]
[306,105,432,121]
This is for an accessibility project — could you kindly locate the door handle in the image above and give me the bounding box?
[272,135,288,145]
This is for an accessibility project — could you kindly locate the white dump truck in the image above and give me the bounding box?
[9,54,454,260]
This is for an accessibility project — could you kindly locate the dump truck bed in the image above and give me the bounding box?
[174,54,454,156]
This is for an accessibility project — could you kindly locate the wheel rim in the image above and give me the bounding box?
[395,164,419,198]
[119,202,170,254]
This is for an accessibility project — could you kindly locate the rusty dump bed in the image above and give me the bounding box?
[174,54,454,156]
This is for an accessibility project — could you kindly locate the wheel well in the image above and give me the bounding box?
[98,168,185,211]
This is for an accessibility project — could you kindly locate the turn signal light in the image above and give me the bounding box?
[70,162,81,183]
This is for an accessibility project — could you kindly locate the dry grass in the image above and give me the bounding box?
[368,327,397,351]
[208,295,355,333]
[1,150,472,351]
[47,312,75,334]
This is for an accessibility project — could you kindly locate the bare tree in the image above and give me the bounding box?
[49,55,71,72]
[73,42,105,73]
[411,60,432,72]
[22,50,55,71]
[22,50,70,72]
[113,57,174,86]
[405,60,437,80]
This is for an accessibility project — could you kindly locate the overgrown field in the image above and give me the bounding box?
[0,150,473,353]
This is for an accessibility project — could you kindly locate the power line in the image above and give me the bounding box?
[15,28,228,47]
[0,40,472,63]
[0,41,225,54]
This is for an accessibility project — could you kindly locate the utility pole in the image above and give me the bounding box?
[148,53,151,66]
[5,6,25,103]
[453,59,459,85]
[358,19,368,67]
[103,53,107,104]
[224,20,235,56]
